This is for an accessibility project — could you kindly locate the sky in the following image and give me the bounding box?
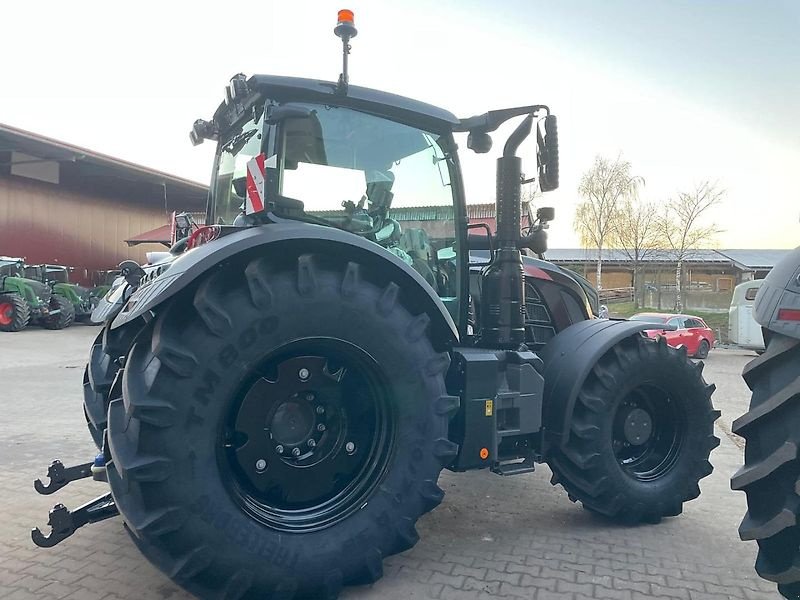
[1,0,798,248]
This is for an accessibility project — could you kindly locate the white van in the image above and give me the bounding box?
[729,279,765,352]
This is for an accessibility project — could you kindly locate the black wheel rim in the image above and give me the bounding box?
[612,384,684,481]
[220,338,396,533]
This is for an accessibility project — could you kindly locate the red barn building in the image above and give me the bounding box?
[0,123,206,285]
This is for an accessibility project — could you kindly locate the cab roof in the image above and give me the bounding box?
[215,75,460,135]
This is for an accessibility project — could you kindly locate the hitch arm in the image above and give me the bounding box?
[31,493,118,548]
[34,460,93,495]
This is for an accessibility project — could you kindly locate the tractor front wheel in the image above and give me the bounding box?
[106,253,457,598]
[547,335,719,523]
[0,294,30,332]
[40,296,75,330]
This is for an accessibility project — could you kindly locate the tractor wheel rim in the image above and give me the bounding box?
[221,338,396,533]
[0,303,13,326]
[612,383,684,482]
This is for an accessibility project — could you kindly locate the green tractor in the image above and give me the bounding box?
[25,264,99,324]
[0,257,74,331]
[31,12,719,599]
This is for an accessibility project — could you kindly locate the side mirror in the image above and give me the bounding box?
[537,115,559,192]
[537,207,555,222]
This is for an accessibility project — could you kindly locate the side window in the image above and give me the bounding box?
[667,317,684,329]
[212,114,264,225]
[745,287,759,301]
[684,318,701,328]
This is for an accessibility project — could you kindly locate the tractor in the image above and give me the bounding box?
[24,264,100,323]
[32,12,719,599]
[0,256,74,331]
[732,246,800,599]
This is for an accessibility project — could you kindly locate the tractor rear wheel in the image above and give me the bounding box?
[547,335,719,523]
[732,333,800,599]
[83,324,143,449]
[0,294,30,332]
[106,254,457,598]
[40,295,75,330]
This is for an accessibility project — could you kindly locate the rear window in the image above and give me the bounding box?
[745,287,759,301]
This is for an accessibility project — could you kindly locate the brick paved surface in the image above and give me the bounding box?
[0,326,781,599]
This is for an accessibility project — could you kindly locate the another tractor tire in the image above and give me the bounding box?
[695,339,711,359]
[732,333,800,599]
[105,253,458,599]
[40,295,75,330]
[83,323,146,449]
[547,335,719,523]
[0,293,31,332]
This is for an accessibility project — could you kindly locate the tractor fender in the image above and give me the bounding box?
[538,319,655,448]
[111,221,459,346]
[753,245,800,340]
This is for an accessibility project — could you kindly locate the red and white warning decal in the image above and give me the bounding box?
[245,153,267,214]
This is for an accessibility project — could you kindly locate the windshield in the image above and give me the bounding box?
[629,314,667,322]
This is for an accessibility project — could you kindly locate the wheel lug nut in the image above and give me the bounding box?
[255,459,267,472]
[292,447,301,457]
[345,441,356,454]
[316,405,325,415]
[275,445,284,454]
[299,368,310,381]
[305,393,315,402]
[308,439,316,448]
[317,423,326,432]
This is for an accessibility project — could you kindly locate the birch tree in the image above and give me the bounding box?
[660,181,723,311]
[574,156,643,290]
[609,197,663,308]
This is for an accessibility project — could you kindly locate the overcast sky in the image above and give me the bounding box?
[2,0,798,248]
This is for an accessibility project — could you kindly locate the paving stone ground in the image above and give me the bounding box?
[0,326,781,599]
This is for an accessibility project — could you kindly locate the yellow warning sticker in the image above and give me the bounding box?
[485,400,493,417]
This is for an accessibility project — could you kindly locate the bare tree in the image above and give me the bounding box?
[574,156,643,289]
[660,181,724,311]
[609,197,663,308]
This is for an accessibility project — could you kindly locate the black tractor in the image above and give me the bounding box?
[732,246,800,599]
[33,11,719,599]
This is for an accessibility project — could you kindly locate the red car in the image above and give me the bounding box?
[630,313,715,359]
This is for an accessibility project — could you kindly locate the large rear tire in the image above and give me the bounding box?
[40,295,75,330]
[106,253,458,599]
[83,324,143,449]
[547,335,719,523]
[732,333,800,599]
[0,293,30,332]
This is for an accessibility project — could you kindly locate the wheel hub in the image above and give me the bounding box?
[622,407,653,446]
[0,303,12,326]
[221,340,396,532]
[270,399,316,446]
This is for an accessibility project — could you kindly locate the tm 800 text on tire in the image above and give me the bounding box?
[105,252,459,599]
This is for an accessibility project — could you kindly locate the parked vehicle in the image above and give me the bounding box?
[729,279,765,353]
[630,312,716,358]
[0,257,74,331]
[732,246,800,599]
[24,264,99,323]
[31,13,719,599]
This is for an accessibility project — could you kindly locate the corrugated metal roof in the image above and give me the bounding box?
[716,249,793,269]
[545,248,793,270]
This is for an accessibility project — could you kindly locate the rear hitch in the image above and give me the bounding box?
[34,459,94,495]
[31,493,118,548]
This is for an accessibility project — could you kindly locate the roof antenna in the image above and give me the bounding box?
[334,9,357,95]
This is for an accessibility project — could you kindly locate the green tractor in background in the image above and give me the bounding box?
[24,264,100,324]
[0,257,75,331]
